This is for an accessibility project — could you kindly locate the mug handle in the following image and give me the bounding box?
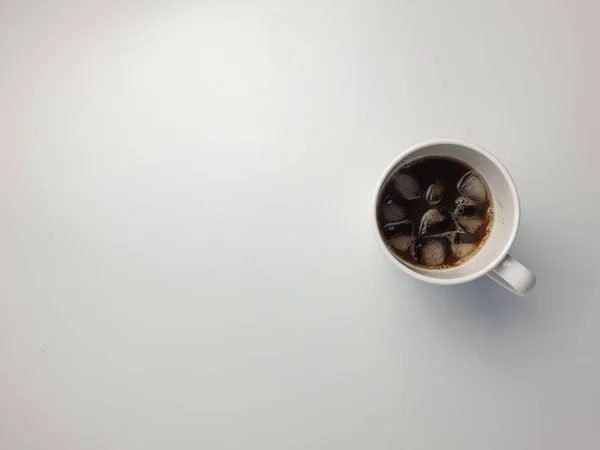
[487,254,536,296]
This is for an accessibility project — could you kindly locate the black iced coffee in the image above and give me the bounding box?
[376,156,493,268]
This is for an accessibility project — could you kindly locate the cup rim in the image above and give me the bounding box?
[372,139,521,285]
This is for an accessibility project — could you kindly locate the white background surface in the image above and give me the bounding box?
[1,1,599,449]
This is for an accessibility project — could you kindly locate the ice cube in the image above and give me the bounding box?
[413,238,447,267]
[423,183,444,205]
[380,196,407,222]
[454,197,488,234]
[451,230,480,244]
[456,216,485,233]
[419,208,457,237]
[395,173,421,200]
[385,220,414,251]
[454,203,488,218]
[383,220,413,238]
[451,243,476,258]
[457,171,487,202]
[389,235,413,252]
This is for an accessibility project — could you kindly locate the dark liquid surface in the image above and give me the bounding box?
[376,156,493,269]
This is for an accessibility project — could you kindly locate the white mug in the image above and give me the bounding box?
[372,139,536,296]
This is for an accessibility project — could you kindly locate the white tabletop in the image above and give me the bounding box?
[1,1,599,449]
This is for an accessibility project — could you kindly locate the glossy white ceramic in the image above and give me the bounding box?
[373,140,536,295]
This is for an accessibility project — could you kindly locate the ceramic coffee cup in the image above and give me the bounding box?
[372,140,536,296]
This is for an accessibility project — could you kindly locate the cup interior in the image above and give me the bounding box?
[374,141,520,284]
